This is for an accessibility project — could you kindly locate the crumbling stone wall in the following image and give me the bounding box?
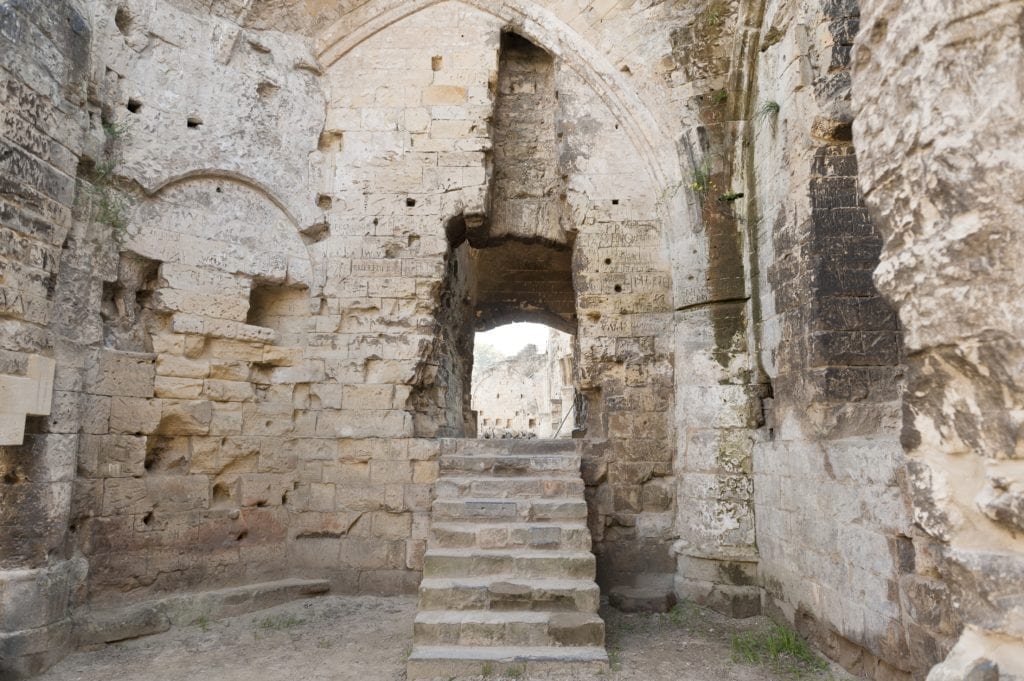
[0,0,92,675]
[854,0,1024,677]
[5,0,1024,679]
[472,338,573,438]
[745,0,921,673]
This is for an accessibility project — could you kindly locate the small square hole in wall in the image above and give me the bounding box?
[406,198,416,207]
[317,194,333,210]
[127,98,142,113]
[612,199,619,205]
[187,116,202,129]
[431,55,443,71]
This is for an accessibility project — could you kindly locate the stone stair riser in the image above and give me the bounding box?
[423,552,595,580]
[417,581,601,613]
[434,477,585,499]
[431,523,592,551]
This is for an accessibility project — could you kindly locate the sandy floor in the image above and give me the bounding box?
[37,595,855,681]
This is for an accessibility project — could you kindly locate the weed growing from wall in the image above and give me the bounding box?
[690,156,716,194]
[756,100,781,125]
[76,120,132,240]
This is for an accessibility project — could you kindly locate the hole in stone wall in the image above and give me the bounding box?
[316,194,333,210]
[235,530,248,542]
[247,284,310,340]
[187,116,202,129]
[605,258,612,265]
[318,131,343,152]
[3,468,24,484]
[612,199,619,205]
[114,6,132,35]
[614,284,623,293]
[212,483,232,508]
[142,511,154,526]
[127,98,142,113]
[256,81,280,98]
[432,55,443,71]
[144,437,188,473]
[473,323,576,439]
[406,198,417,207]
[101,253,160,352]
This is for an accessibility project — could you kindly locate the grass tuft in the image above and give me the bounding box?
[756,99,781,124]
[731,623,828,676]
[256,614,305,631]
[690,156,716,194]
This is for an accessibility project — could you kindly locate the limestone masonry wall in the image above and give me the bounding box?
[1,0,1022,679]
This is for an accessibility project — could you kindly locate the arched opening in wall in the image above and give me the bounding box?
[408,29,582,439]
[472,323,576,439]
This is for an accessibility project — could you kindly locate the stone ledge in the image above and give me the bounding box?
[72,578,330,647]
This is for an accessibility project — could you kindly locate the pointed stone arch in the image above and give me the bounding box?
[316,0,684,197]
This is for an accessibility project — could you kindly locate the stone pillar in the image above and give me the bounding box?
[0,0,91,676]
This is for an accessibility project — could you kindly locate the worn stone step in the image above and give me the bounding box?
[432,497,588,522]
[435,476,585,499]
[418,577,601,613]
[431,521,592,551]
[413,610,605,647]
[407,645,608,680]
[457,439,578,456]
[439,454,581,476]
[424,548,596,580]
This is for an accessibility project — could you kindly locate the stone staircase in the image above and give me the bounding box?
[407,439,608,679]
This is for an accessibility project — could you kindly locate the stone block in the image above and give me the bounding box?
[152,374,204,401]
[609,585,677,613]
[88,350,155,398]
[204,379,254,402]
[78,434,146,478]
[108,396,162,434]
[156,400,213,435]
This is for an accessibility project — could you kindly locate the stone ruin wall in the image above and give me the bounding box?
[1,0,1023,679]
[472,336,574,438]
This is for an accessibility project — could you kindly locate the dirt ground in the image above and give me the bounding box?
[37,595,856,681]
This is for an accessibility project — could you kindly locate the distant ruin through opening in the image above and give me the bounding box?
[471,323,575,439]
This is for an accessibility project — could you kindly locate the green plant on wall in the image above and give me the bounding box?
[78,120,132,238]
[756,100,781,125]
[690,156,716,194]
[703,3,723,27]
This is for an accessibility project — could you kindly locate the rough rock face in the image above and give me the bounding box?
[853,0,1024,677]
[1,0,1021,678]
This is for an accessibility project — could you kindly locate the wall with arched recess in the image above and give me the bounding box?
[60,0,340,607]
[314,0,682,589]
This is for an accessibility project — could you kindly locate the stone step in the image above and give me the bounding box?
[432,497,588,522]
[457,439,577,456]
[431,521,592,551]
[439,453,581,476]
[418,577,601,613]
[407,645,609,680]
[435,476,585,499]
[413,610,605,647]
[424,548,596,580]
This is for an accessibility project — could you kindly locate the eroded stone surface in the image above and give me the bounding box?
[0,0,1021,679]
